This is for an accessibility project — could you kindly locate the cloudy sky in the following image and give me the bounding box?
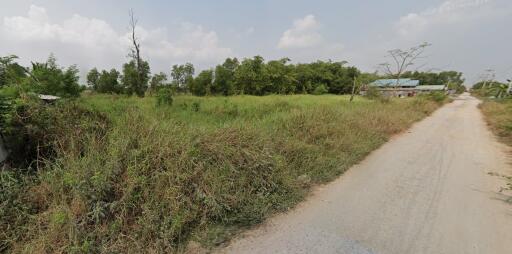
[1,0,511,84]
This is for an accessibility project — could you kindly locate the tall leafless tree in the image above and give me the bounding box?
[128,9,144,96]
[379,42,431,94]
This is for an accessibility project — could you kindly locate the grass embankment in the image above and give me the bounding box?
[2,94,444,253]
[479,99,512,191]
[480,99,512,146]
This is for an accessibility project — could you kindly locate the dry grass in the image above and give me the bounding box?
[1,94,444,253]
[480,99,512,146]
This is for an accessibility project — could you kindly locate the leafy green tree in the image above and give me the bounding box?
[266,58,297,94]
[213,58,239,95]
[87,68,100,90]
[28,55,82,98]
[122,60,150,97]
[0,55,27,88]
[98,69,122,94]
[191,70,214,96]
[171,63,194,92]
[234,56,269,95]
[149,72,168,93]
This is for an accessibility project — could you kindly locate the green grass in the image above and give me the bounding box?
[1,94,444,253]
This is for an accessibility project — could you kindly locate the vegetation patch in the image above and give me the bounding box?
[0,94,445,253]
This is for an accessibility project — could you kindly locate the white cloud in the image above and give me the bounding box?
[0,5,233,73]
[395,0,494,37]
[278,15,323,49]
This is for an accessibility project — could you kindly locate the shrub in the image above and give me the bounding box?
[312,84,328,95]
[4,98,109,167]
[365,86,381,99]
[424,91,448,104]
[156,87,173,106]
[192,101,201,112]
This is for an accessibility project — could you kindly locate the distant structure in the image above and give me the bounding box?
[361,79,446,97]
[38,94,61,102]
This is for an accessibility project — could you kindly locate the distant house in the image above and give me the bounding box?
[362,79,446,97]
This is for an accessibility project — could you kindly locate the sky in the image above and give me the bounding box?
[1,0,511,85]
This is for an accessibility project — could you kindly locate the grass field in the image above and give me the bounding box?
[2,94,445,253]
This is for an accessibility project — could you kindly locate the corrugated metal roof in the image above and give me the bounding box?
[370,79,419,87]
[416,85,446,91]
[38,94,61,100]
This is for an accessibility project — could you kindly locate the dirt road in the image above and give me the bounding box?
[220,94,512,254]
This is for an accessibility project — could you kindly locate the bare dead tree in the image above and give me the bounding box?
[379,42,431,95]
[350,77,364,102]
[128,9,145,96]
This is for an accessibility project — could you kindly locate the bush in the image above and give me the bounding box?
[365,86,381,99]
[312,84,328,95]
[424,91,448,104]
[156,87,173,106]
[192,101,201,112]
[4,98,109,167]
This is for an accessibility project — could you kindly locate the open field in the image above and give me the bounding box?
[1,94,445,253]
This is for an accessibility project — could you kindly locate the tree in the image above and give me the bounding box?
[122,60,150,96]
[234,56,269,95]
[379,42,431,93]
[266,58,297,94]
[171,63,195,92]
[127,10,150,97]
[149,72,168,94]
[87,68,100,90]
[191,70,214,96]
[213,58,239,95]
[0,55,27,88]
[28,54,82,97]
[97,69,122,94]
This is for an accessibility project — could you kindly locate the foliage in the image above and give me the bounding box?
[122,60,150,97]
[4,98,109,167]
[149,72,169,94]
[472,81,510,98]
[212,58,239,95]
[156,87,173,106]
[312,84,328,95]
[1,94,443,252]
[190,70,213,96]
[27,55,83,98]
[171,63,195,92]
[421,91,448,104]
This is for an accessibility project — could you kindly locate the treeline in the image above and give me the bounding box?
[88,56,469,97]
[88,56,360,96]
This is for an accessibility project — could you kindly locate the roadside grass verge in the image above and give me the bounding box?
[1,94,444,253]
[479,99,512,146]
[479,99,512,192]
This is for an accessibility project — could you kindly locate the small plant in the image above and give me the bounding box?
[156,87,173,106]
[312,84,328,95]
[192,101,201,112]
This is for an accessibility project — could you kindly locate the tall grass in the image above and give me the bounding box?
[1,94,442,253]
[479,99,512,192]
[480,99,512,146]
